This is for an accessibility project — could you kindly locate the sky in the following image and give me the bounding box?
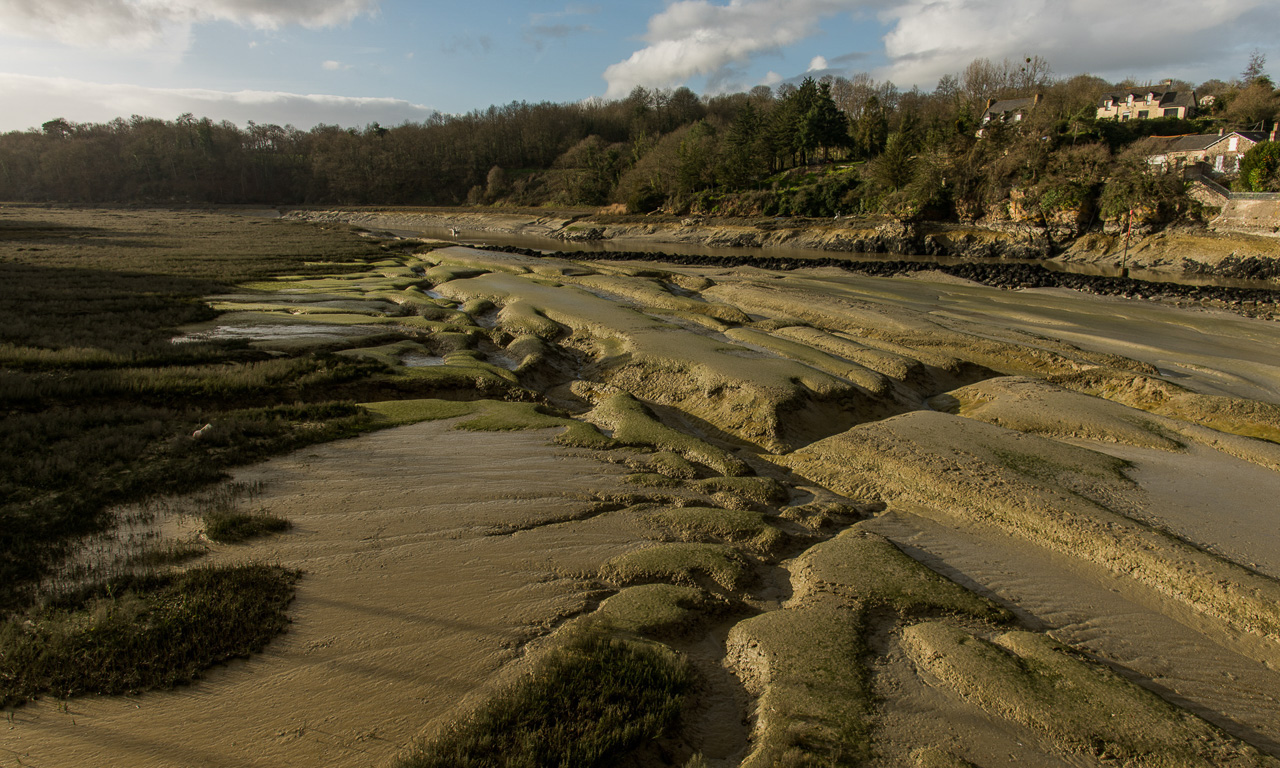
[0,0,1277,133]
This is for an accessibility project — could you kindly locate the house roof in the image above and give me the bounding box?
[1152,134,1219,153]
[1145,131,1268,157]
[1231,131,1271,144]
[983,97,1037,119]
[1098,89,1197,110]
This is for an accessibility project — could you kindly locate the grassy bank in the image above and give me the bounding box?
[0,207,412,611]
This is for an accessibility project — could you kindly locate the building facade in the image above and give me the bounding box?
[1146,129,1277,176]
[1097,86,1198,121]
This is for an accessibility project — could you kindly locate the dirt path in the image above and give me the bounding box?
[2,421,643,768]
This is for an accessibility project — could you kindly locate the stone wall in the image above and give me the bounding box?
[1214,196,1280,237]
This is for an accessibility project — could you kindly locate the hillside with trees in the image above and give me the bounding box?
[2,56,1278,230]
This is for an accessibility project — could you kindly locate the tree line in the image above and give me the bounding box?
[2,55,1278,223]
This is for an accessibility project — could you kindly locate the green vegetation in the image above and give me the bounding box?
[362,397,614,448]
[397,630,692,768]
[362,398,482,426]
[1239,140,1280,192]
[0,564,298,707]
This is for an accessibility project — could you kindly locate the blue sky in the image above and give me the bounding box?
[0,0,1276,132]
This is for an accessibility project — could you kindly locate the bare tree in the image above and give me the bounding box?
[1242,49,1268,85]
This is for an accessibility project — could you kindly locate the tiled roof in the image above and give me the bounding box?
[1097,89,1196,109]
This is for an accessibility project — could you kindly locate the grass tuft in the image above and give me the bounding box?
[397,629,692,768]
[203,511,291,544]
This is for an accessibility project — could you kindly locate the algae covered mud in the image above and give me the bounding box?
[7,208,1280,767]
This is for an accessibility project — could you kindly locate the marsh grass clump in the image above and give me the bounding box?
[596,584,711,636]
[644,450,700,480]
[203,511,291,543]
[0,564,298,707]
[601,543,753,592]
[122,541,207,569]
[649,506,786,554]
[398,630,692,768]
[456,401,614,449]
[362,398,481,426]
[361,398,614,447]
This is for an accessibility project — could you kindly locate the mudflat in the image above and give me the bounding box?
[7,233,1280,767]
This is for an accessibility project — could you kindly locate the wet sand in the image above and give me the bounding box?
[3,423,645,768]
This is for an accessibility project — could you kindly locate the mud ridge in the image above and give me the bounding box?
[478,244,1280,318]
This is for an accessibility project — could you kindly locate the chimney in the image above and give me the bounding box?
[1033,93,1042,105]
[1271,126,1278,142]
[1219,127,1225,136]
[1162,78,1173,87]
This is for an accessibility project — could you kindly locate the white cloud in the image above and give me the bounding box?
[605,0,1280,97]
[0,0,379,51]
[321,59,351,71]
[876,0,1278,86]
[0,73,433,132]
[602,0,855,98]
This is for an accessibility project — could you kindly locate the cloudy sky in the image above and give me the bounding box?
[1,0,1276,132]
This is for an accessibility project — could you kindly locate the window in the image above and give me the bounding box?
[1163,108,1179,117]
[1228,137,1239,152]
[1137,110,1149,119]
